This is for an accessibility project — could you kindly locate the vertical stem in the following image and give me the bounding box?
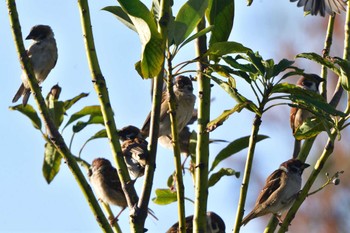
[7,1,113,232]
[233,114,262,233]
[194,18,210,233]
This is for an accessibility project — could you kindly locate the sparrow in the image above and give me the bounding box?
[141,75,196,139]
[88,158,128,222]
[12,25,58,106]
[118,125,148,179]
[166,211,226,233]
[241,159,310,226]
[290,74,323,158]
[290,0,346,17]
[88,158,157,223]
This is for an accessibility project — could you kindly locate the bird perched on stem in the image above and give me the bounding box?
[241,159,310,226]
[88,158,157,223]
[290,74,323,158]
[290,0,346,17]
[141,75,196,138]
[12,25,58,106]
[166,211,226,233]
[118,125,148,179]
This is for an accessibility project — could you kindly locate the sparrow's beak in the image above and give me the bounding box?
[302,163,310,170]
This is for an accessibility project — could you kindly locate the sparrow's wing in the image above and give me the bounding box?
[166,215,194,233]
[103,165,122,191]
[255,169,284,205]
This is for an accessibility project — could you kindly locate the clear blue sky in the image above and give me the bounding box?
[1,0,343,232]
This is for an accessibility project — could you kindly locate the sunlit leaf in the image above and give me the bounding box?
[205,41,251,57]
[152,188,177,205]
[63,92,89,112]
[294,118,328,140]
[102,6,136,32]
[210,135,269,171]
[174,0,208,46]
[118,0,164,78]
[79,129,107,157]
[63,105,102,130]
[206,103,249,132]
[43,142,62,184]
[208,168,239,187]
[178,26,214,50]
[9,104,42,130]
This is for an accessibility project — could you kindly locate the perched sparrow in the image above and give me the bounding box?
[12,25,58,106]
[118,125,148,179]
[290,0,346,16]
[166,211,226,233]
[241,159,310,226]
[88,158,128,221]
[141,75,196,138]
[290,74,323,158]
[88,158,157,222]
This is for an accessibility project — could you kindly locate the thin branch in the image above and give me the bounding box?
[7,1,112,232]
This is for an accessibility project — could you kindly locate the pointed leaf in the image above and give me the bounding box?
[206,103,249,132]
[102,6,136,32]
[296,52,341,76]
[272,59,295,77]
[208,168,239,187]
[63,105,102,130]
[43,142,62,184]
[79,129,107,157]
[207,0,234,45]
[174,0,208,46]
[222,56,258,75]
[118,0,164,78]
[63,92,89,112]
[294,118,329,140]
[205,41,252,57]
[210,135,269,171]
[246,51,265,76]
[178,26,214,50]
[333,57,350,91]
[9,104,42,130]
[72,115,104,133]
[152,188,177,205]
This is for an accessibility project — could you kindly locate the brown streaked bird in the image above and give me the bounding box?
[290,74,323,158]
[166,211,226,233]
[13,25,58,106]
[118,125,148,179]
[241,159,310,226]
[290,0,346,16]
[141,75,196,138]
[88,158,157,223]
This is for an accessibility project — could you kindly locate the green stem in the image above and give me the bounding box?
[77,0,140,231]
[233,114,262,233]
[7,1,113,232]
[193,18,210,233]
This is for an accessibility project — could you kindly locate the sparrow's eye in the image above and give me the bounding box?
[289,166,299,173]
[302,81,313,88]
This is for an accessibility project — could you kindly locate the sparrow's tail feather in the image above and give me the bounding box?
[241,211,258,226]
[292,139,301,159]
[12,84,25,103]
[22,89,31,107]
[148,208,158,221]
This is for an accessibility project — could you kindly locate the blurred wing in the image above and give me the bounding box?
[255,169,283,205]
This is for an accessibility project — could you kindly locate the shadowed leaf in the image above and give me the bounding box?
[43,142,62,184]
[102,6,136,32]
[9,104,42,130]
[208,168,239,187]
[63,105,102,131]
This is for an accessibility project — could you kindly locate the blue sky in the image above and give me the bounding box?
[1,0,346,232]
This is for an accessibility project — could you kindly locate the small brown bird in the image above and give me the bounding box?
[88,158,128,222]
[13,25,58,106]
[290,0,346,17]
[141,75,196,138]
[118,125,148,179]
[241,159,310,226]
[290,74,323,158]
[166,211,226,233]
[88,158,157,223]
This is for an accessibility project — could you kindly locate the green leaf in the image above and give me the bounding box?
[79,129,107,157]
[208,168,239,187]
[222,56,258,76]
[152,188,177,205]
[207,0,234,45]
[72,115,104,133]
[205,41,251,57]
[294,118,328,140]
[50,101,65,128]
[333,57,350,91]
[102,6,136,32]
[272,59,295,77]
[174,0,208,46]
[43,142,62,184]
[167,173,175,189]
[246,51,265,76]
[210,75,260,115]
[210,135,269,171]
[9,104,42,130]
[63,92,89,112]
[63,105,102,131]
[206,103,249,132]
[118,0,164,78]
[296,53,341,76]
[178,26,214,50]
